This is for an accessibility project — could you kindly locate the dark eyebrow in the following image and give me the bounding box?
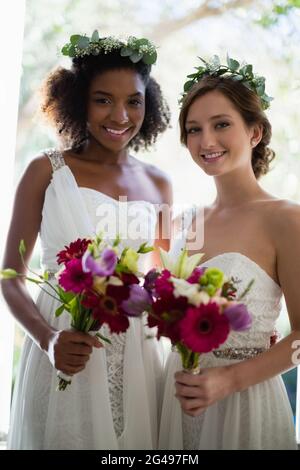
[128,92,143,98]
[186,114,232,125]
[92,90,143,98]
[92,90,112,96]
[210,114,232,120]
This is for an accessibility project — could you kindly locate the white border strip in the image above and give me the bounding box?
[0,0,26,435]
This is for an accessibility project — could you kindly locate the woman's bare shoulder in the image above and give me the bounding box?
[264,198,300,218]
[139,160,173,204]
[24,152,52,168]
[21,152,53,189]
[140,160,172,187]
[265,198,300,242]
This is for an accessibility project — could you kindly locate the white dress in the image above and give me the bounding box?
[159,227,298,450]
[8,149,164,450]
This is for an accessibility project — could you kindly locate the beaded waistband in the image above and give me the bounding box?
[212,347,266,360]
[172,345,266,360]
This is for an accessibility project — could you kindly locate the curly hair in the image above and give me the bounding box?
[40,51,170,152]
[179,76,275,179]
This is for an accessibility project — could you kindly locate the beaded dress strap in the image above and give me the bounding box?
[44,149,66,172]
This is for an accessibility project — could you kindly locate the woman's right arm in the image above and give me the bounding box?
[1,156,101,376]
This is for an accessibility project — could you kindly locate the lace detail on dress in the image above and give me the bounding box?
[45,149,65,172]
[101,325,126,438]
[200,253,282,351]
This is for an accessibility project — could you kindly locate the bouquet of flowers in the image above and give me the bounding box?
[144,248,253,374]
[1,235,153,389]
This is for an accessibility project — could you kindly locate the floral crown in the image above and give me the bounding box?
[181,55,273,110]
[61,30,157,65]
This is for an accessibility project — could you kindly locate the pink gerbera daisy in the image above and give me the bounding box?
[58,258,93,294]
[179,302,230,353]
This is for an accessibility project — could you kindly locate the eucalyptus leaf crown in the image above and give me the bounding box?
[181,55,273,110]
[61,30,157,66]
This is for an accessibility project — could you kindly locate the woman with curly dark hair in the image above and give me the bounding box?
[159,57,299,450]
[1,32,172,449]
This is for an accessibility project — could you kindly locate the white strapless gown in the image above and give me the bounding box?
[8,150,164,450]
[159,234,297,449]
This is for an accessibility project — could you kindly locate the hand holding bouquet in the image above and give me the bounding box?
[1,236,153,389]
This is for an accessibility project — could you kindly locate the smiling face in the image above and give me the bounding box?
[86,68,146,153]
[185,90,259,177]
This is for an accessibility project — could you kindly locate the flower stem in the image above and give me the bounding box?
[56,377,72,391]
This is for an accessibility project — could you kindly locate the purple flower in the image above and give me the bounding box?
[143,269,160,294]
[82,248,117,277]
[121,284,152,317]
[223,303,252,331]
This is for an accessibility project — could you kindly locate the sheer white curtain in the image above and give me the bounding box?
[0,0,26,439]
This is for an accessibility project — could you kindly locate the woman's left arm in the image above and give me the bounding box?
[175,204,300,416]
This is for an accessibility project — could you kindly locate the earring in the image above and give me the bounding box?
[251,139,255,147]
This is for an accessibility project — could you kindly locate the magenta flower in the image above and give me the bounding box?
[121,284,152,316]
[187,267,205,284]
[120,272,139,286]
[179,302,230,353]
[82,248,117,277]
[58,258,93,293]
[223,303,252,331]
[154,269,174,298]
